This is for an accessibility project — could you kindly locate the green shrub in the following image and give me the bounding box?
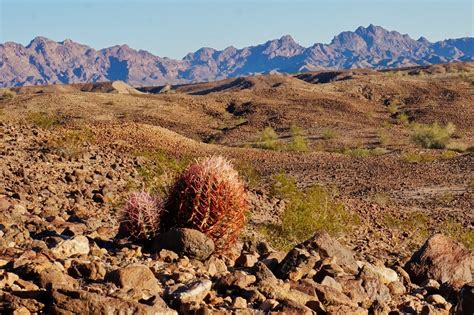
[444,219,474,251]
[322,128,337,140]
[258,126,280,150]
[0,89,16,100]
[27,112,62,129]
[287,125,309,152]
[261,172,359,250]
[397,113,409,125]
[411,122,455,149]
[377,128,390,146]
[387,103,398,115]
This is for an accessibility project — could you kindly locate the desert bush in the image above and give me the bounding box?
[52,128,95,157]
[261,172,358,250]
[443,219,474,251]
[133,150,190,196]
[120,191,163,241]
[258,126,280,150]
[322,128,337,140]
[387,103,398,115]
[287,125,309,152]
[377,128,390,146]
[343,147,388,157]
[397,113,409,125]
[384,210,430,241]
[165,156,247,252]
[0,89,16,100]
[411,122,455,149]
[27,112,62,129]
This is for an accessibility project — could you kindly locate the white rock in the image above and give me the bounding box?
[357,261,398,284]
[52,235,90,258]
[173,279,212,304]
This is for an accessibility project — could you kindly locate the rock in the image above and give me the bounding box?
[50,288,176,314]
[320,276,343,292]
[232,296,247,309]
[357,261,398,284]
[421,304,450,315]
[169,279,212,305]
[300,231,358,274]
[68,260,106,280]
[312,283,358,308]
[253,261,278,283]
[388,281,407,296]
[51,235,90,258]
[337,277,368,305]
[216,271,256,290]
[259,279,317,307]
[326,305,369,315]
[106,264,160,296]
[361,276,391,307]
[426,294,447,306]
[153,228,215,261]
[455,281,474,315]
[235,253,259,268]
[405,234,473,288]
[260,299,279,311]
[204,256,227,276]
[277,248,319,281]
[38,269,78,290]
[0,271,19,289]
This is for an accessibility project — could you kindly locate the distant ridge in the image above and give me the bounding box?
[1,24,473,87]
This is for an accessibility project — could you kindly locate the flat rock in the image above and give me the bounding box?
[51,235,90,258]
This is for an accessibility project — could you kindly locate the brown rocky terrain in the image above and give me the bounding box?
[0,62,473,314]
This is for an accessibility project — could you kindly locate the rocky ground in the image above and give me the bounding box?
[1,64,473,314]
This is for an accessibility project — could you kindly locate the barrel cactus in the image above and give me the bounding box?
[165,156,247,252]
[120,191,162,241]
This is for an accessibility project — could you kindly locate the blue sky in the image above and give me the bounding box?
[1,0,473,59]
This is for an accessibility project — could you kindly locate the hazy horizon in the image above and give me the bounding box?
[1,0,473,59]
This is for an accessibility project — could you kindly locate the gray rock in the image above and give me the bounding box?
[51,235,90,258]
[277,247,319,281]
[153,228,215,261]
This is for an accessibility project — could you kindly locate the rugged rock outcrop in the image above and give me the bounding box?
[1,25,473,87]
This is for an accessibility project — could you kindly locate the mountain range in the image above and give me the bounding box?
[1,24,473,87]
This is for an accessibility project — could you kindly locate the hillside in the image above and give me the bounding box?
[0,63,473,314]
[1,25,473,87]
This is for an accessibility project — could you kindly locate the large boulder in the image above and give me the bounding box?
[405,234,473,288]
[152,228,215,261]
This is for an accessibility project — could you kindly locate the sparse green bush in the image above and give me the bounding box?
[165,156,247,252]
[377,128,390,146]
[52,128,96,157]
[322,128,337,140]
[444,219,474,251]
[287,125,309,152]
[27,112,62,129]
[397,113,409,125]
[261,172,358,250]
[384,210,430,241]
[0,89,16,100]
[411,122,455,149]
[133,150,190,196]
[258,126,280,150]
[387,103,398,115]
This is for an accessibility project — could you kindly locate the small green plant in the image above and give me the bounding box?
[133,150,190,196]
[27,112,62,129]
[443,219,474,251]
[322,128,337,140]
[52,128,95,157]
[343,147,388,157]
[377,128,391,146]
[0,89,16,100]
[235,161,261,189]
[287,125,309,152]
[401,152,437,163]
[384,210,430,241]
[397,113,409,125]
[261,172,358,250]
[165,156,247,252]
[387,103,398,115]
[120,191,163,241]
[371,193,391,207]
[258,126,280,150]
[411,122,456,149]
